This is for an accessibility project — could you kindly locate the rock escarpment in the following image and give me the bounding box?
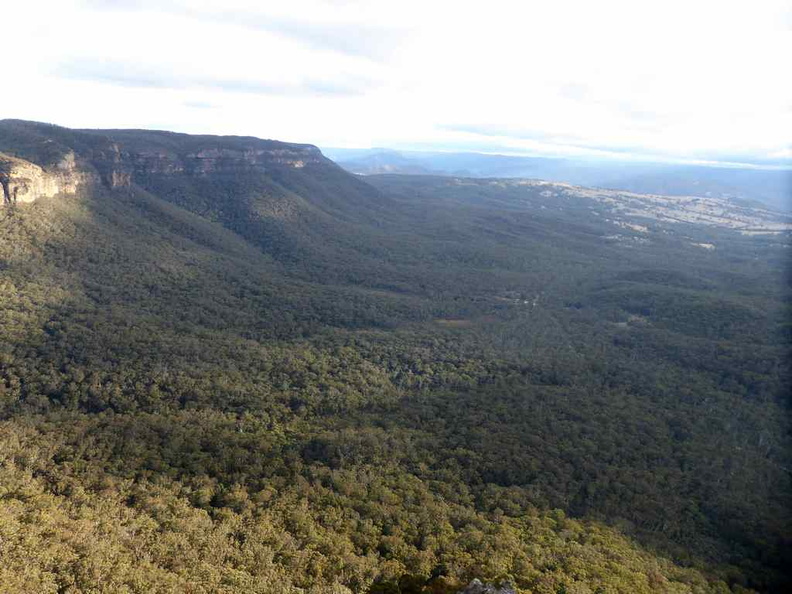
[0,120,387,241]
[0,120,335,206]
[0,151,89,205]
[86,143,325,189]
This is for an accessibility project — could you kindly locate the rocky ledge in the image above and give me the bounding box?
[87,144,325,189]
[0,151,90,205]
[0,120,332,205]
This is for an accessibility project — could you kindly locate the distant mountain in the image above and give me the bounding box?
[324,147,791,212]
[1,121,790,593]
[0,119,388,220]
[0,119,410,285]
[336,148,435,175]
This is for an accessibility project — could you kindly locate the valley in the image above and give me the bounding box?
[0,120,789,594]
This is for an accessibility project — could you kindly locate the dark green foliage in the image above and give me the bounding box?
[0,123,789,593]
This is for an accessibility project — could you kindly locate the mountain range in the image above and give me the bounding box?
[324,147,791,213]
[1,120,790,593]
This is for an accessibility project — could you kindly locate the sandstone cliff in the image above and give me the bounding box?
[0,151,90,205]
[85,141,326,189]
[0,120,335,205]
[0,119,389,254]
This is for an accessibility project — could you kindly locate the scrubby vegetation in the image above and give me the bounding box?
[0,122,789,593]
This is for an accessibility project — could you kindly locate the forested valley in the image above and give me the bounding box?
[0,120,789,593]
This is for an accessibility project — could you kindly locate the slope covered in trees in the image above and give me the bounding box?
[0,121,789,593]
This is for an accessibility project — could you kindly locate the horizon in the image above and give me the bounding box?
[5,117,791,174]
[2,0,789,170]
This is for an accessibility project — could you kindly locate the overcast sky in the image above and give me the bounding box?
[3,0,790,166]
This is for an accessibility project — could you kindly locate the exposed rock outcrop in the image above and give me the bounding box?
[85,144,325,188]
[0,121,375,219]
[0,151,89,205]
[0,138,324,206]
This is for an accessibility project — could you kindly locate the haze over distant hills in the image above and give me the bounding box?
[1,120,790,593]
[324,147,791,212]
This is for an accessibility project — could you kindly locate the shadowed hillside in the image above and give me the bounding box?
[0,121,790,593]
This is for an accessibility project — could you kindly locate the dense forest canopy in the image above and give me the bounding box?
[0,121,790,593]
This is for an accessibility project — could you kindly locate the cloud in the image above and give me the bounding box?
[438,124,792,170]
[768,148,792,160]
[440,124,647,157]
[54,59,375,97]
[85,0,408,61]
[210,15,407,61]
[2,0,788,162]
[85,0,153,9]
[183,101,217,110]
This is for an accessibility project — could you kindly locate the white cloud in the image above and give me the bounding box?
[1,0,789,163]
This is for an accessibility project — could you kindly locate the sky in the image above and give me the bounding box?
[3,0,791,167]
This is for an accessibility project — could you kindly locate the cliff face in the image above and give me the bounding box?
[0,151,91,205]
[87,143,325,189]
[0,120,388,251]
[0,120,336,203]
